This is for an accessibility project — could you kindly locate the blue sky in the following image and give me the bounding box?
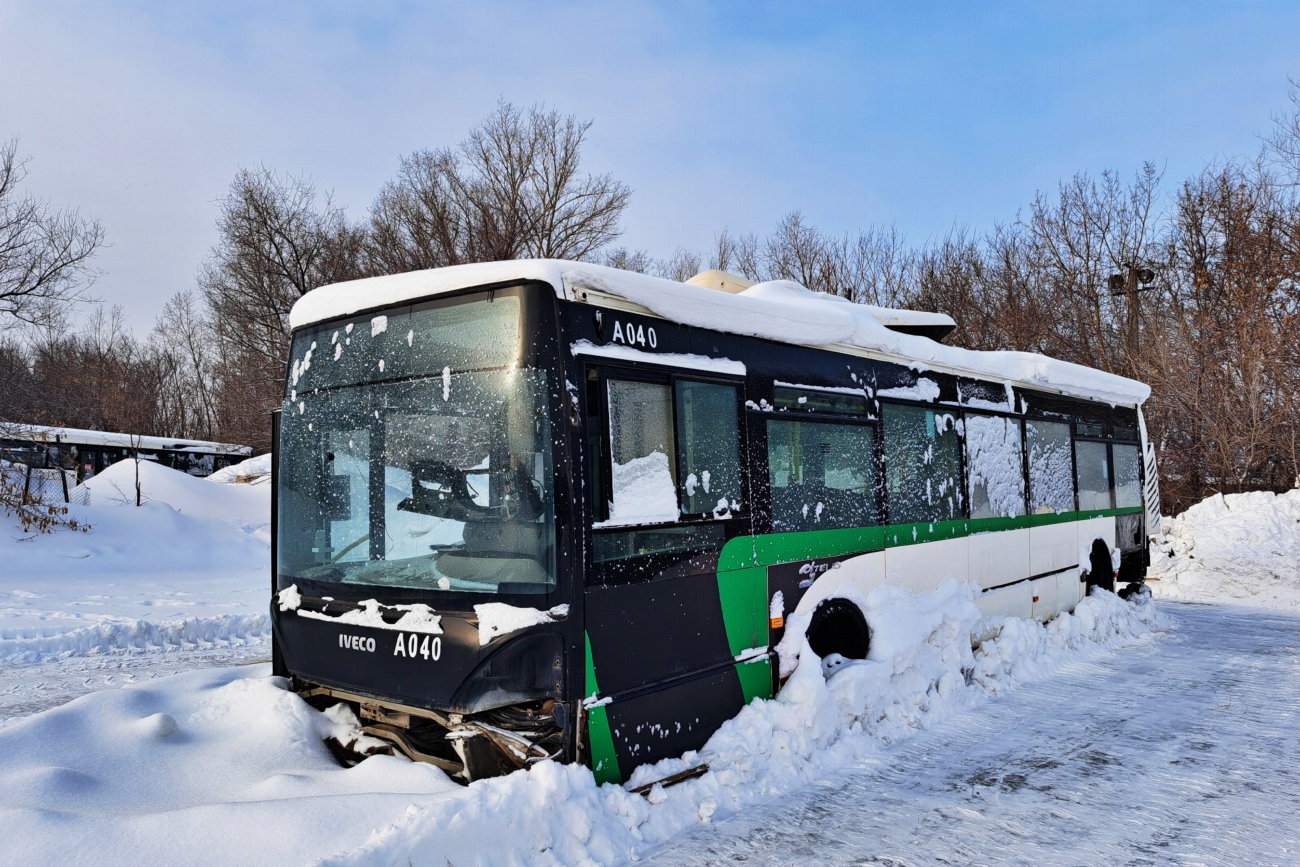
[1,1,1297,330]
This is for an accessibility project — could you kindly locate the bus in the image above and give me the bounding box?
[271,260,1160,785]
[1,424,252,487]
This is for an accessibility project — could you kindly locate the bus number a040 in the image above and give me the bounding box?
[394,632,441,661]
[611,320,657,349]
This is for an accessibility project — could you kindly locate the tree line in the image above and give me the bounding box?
[4,94,1300,514]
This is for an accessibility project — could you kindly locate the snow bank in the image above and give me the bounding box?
[319,583,1168,867]
[0,578,1166,865]
[0,613,270,665]
[76,458,268,525]
[0,667,460,867]
[1149,489,1300,610]
[1,459,271,673]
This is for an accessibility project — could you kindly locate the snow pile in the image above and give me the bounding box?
[1149,489,1300,610]
[475,603,570,645]
[0,668,461,867]
[320,583,1168,867]
[0,580,1166,865]
[206,453,272,485]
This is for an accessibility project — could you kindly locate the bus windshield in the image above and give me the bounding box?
[276,292,556,597]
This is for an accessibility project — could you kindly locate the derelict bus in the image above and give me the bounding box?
[271,261,1160,785]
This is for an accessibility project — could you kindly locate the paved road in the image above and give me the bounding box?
[649,603,1300,866]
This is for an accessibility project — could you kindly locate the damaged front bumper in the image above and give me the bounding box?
[296,681,569,782]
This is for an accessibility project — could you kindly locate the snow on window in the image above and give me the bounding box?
[1027,421,1074,514]
[878,378,940,402]
[965,414,1026,519]
[370,315,388,336]
[676,381,740,517]
[602,380,678,526]
[1113,444,1142,508]
[767,419,877,531]
[602,451,679,526]
[883,404,962,524]
[1075,441,1112,511]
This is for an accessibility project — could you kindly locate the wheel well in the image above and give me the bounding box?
[805,598,871,659]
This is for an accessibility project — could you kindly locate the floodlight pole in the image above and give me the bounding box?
[1110,262,1154,378]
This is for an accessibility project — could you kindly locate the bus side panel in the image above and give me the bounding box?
[785,550,887,617]
[589,657,771,785]
[1076,515,1117,566]
[882,536,969,594]
[1057,570,1085,611]
[974,580,1033,624]
[584,568,736,697]
[968,527,1030,589]
[1029,520,1078,577]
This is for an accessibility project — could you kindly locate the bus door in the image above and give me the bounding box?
[580,362,768,783]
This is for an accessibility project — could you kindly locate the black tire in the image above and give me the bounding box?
[806,599,871,660]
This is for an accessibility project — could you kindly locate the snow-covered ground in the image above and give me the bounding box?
[0,457,271,723]
[0,576,1173,866]
[1149,489,1300,610]
[3,477,1299,865]
[650,602,1300,866]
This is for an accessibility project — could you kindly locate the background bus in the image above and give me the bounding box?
[271,260,1159,785]
[0,423,252,490]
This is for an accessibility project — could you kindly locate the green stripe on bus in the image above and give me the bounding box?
[583,632,622,785]
[719,506,1143,571]
[735,655,774,703]
[715,566,767,657]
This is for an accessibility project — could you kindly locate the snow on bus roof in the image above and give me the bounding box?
[289,259,1150,406]
[0,424,253,455]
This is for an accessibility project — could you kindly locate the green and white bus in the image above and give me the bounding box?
[271,260,1159,785]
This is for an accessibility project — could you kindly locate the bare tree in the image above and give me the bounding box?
[368,102,631,271]
[201,168,365,370]
[150,291,219,440]
[0,140,104,328]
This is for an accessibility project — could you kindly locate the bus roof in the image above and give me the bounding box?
[289,259,1150,407]
[0,424,253,455]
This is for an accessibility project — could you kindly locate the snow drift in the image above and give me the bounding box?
[1150,489,1300,610]
[321,583,1168,867]
[0,581,1167,866]
[0,459,271,666]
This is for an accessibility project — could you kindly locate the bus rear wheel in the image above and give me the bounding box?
[806,599,870,661]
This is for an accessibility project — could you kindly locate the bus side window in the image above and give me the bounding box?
[766,418,877,531]
[1027,420,1074,515]
[1074,440,1112,511]
[603,379,678,524]
[881,404,961,524]
[675,380,741,518]
[597,375,743,525]
[1112,444,1142,508]
[965,413,1026,519]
